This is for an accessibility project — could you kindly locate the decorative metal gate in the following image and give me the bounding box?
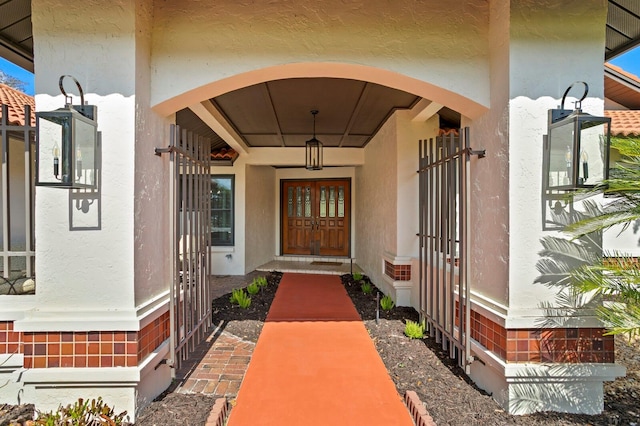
[156,124,212,371]
[417,128,484,373]
[0,103,35,288]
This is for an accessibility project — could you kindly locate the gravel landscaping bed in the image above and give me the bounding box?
[3,271,638,425]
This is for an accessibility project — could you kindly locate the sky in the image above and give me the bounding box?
[1,46,639,97]
[0,57,34,95]
[609,46,640,77]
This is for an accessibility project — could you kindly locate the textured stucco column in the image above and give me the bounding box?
[7,0,172,418]
[466,0,625,415]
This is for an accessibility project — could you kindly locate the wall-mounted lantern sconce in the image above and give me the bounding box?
[36,75,98,189]
[544,81,611,191]
[305,110,323,170]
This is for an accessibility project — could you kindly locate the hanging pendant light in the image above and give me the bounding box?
[305,110,323,170]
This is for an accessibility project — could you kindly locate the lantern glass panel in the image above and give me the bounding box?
[547,120,574,190]
[577,119,609,187]
[306,139,323,170]
[37,114,72,186]
[36,107,98,188]
[74,117,97,187]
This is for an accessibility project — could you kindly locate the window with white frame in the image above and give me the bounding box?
[211,175,234,246]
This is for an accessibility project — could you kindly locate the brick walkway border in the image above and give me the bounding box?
[175,329,255,397]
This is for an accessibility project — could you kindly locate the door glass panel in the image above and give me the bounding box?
[288,187,293,217]
[320,186,326,217]
[296,186,302,217]
[338,186,345,217]
[305,186,311,217]
[329,186,335,217]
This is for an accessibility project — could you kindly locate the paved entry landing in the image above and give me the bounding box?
[227,273,414,426]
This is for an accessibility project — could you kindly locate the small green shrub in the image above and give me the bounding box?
[380,295,395,311]
[246,281,260,295]
[361,281,372,294]
[230,288,245,305]
[352,272,363,281]
[235,290,252,309]
[256,276,268,288]
[35,397,129,425]
[404,320,425,339]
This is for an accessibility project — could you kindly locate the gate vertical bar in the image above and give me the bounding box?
[428,137,435,337]
[187,130,195,354]
[462,127,472,373]
[447,132,456,358]
[1,105,11,277]
[418,139,424,319]
[168,124,179,372]
[23,105,34,277]
[196,136,203,343]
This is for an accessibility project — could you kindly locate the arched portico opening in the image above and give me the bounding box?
[152,61,490,403]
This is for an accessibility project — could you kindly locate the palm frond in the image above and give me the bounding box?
[597,303,640,337]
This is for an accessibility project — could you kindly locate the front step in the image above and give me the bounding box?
[256,257,363,275]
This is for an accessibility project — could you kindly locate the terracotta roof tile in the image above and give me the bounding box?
[0,84,35,127]
[605,63,640,85]
[605,110,640,137]
[211,147,239,164]
[438,128,459,136]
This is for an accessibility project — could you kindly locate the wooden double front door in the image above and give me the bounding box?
[282,179,351,257]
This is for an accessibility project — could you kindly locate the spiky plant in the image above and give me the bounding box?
[380,295,395,311]
[404,320,424,339]
[361,281,372,294]
[256,276,268,288]
[246,281,260,295]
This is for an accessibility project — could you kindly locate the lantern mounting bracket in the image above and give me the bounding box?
[58,75,96,121]
[549,81,589,124]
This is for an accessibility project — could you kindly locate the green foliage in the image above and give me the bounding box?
[235,289,252,309]
[35,397,128,425]
[404,320,424,339]
[246,281,260,295]
[380,295,395,311]
[229,288,245,305]
[352,272,363,281]
[255,276,268,288]
[361,281,372,294]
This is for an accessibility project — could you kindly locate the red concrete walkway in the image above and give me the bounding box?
[227,273,414,426]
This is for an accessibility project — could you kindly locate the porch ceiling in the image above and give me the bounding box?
[209,79,420,149]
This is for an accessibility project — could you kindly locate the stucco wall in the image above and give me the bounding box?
[465,0,511,309]
[356,114,398,288]
[245,165,276,273]
[31,0,138,318]
[150,0,490,118]
[395,111,438,258]
[133,0,172,307]
[506,0,608,317]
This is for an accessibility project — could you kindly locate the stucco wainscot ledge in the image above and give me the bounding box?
[466,296,626,415]
[4,292,173,421]
[381,253,413,307]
